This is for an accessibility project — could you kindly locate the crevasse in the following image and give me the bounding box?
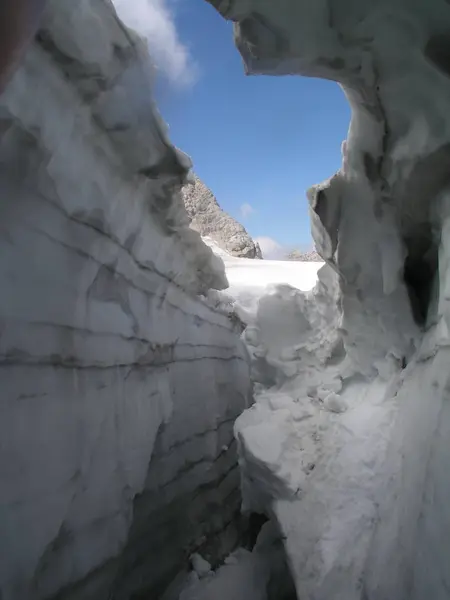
[2,0,450,599]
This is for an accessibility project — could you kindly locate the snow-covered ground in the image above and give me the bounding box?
[224,258,322,321]
[178,521,295,600]
[181,240,410,600]
[184,0,450,595]
[203,237,322,292]
[224,253,321,293]
[203,237,323,325]
[178,241,336,600]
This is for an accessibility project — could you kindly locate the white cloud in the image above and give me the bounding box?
[240,203,255,218]
[112,0,197,87]
[254,236,284,259]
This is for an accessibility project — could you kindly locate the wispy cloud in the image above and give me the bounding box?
[112,0,198,87]
[254,236,284,259]
[240,203,255,218]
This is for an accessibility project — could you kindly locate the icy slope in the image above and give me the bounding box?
[0,3,250,600]
[205,2,450,598]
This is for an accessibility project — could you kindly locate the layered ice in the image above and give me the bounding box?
[0,3,250,600]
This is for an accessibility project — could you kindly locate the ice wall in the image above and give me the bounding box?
[205,1,450,598]
[0,2,251,599]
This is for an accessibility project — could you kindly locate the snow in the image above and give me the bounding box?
[175,242,330,598]
[191,239,412,600]
[225,256,321,294]
[190,554,212,579]
[203,237,321,291]
[203,237,323,325]
[180,549,267,600]
[177,241,342,598]
[178,522,295,600]
[199,209,448,600]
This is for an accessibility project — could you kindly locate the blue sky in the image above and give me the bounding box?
[113,0,351,256]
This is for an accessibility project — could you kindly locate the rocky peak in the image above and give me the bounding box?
[286,248,322,262]
[182,174,262,259]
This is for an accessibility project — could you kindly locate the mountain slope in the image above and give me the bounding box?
[182,174,262,259]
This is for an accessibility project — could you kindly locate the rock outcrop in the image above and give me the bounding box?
[0,2,251,599]
[182,174,262,259]
[286,249,322,262]
[205,1,450,600]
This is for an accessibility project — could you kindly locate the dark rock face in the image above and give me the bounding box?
[182,174,262,259]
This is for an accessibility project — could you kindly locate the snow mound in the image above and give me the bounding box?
[203,236,323,326]
[242,265,342,387]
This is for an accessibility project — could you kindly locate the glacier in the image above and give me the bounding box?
[2,0,450,599]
